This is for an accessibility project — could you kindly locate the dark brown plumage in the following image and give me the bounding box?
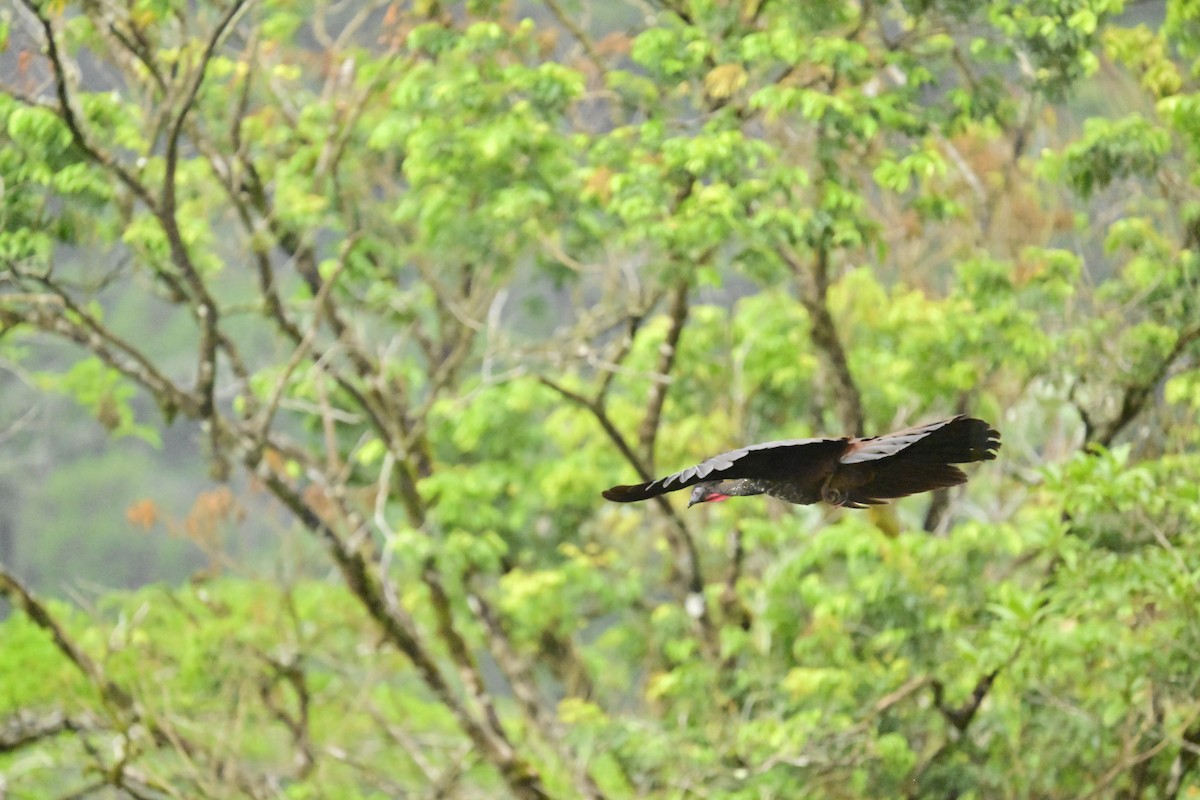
[602,416,1000,508]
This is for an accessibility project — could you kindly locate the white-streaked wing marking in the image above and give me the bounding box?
[840,419,950,464]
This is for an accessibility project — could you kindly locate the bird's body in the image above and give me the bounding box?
[602,416,1000,508]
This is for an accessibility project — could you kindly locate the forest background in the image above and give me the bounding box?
[2,0,1200,798]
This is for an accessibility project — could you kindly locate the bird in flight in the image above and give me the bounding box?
[603,416,1000,508]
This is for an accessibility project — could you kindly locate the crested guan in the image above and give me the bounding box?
[603,415,1000,508]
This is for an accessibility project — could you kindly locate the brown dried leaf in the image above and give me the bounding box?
[125,499,159,532]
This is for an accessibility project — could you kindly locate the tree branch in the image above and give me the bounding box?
[0,564,131,710]
[0,710,97,754]
[784,242,865,436]
[1166,717,1200,800]
[637,281,689,470]
[0,282,200,421]
[19,0,159,211]
[538,375,716,648]
[598,310,650,403]
[252,468,550,799]
[542,0,606,76]
[422,560,513,751]
[1090,322,1200,449]
[930,668,1000,733]
[156,1,248,464]
[466,579,608,800]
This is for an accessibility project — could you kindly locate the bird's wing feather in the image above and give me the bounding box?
[843,416,1000,505]
[603,437,850,503]
[841,416,991,463]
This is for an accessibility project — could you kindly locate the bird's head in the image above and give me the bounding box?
[688,482,733,508]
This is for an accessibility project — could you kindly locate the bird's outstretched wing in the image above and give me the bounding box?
[842,416,1000,506]
[602,437,850,503]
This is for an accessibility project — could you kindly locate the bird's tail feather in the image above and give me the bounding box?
[602,483,658,503]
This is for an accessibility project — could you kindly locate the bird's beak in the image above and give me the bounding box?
[687,496,699,508]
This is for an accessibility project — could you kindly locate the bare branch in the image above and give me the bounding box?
[252,260,348,445]
[784,242,865,436]
[540,376,648,481]
[18,0,159,210]
[538,375,715,650]
[637,281,689,470]
[1090,322,1200,449]
[931,668,1000,733]
[542,0,606,75]
[0,711,98,753]
[0,284,200,421]
[154,1,249,465]
[0,564,132,710]
[251,468,550,799]
[422,561,512,749]
[466,580,608,800]
[1166,718,1200,800]
[598,309,650,402]
[256,652,315,778]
